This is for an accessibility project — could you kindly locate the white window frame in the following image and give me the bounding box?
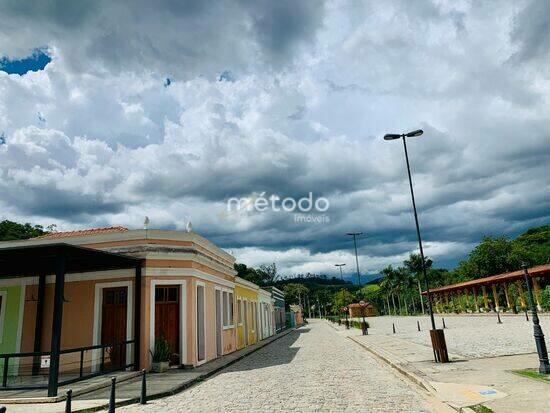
[237,298,243,325]
[221,288,235,330]
[251,301,256,333]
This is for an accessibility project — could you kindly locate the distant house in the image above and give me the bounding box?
[235,277,259,349]
[289,304,303,326]
[265,286,285,332]
[258,288,275,340]
[348,302,377,318]
[0,227,242,395]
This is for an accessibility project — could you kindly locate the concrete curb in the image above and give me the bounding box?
[74,326,300,412]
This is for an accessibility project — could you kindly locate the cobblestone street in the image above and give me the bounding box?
[117,320,436,412]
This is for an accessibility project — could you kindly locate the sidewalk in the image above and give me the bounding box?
[2,327,296,413]
[340,324,549,412]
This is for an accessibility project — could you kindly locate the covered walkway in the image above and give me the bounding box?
[422,265,550,313]
[0,243,142,396]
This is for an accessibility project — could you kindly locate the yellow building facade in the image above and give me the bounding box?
[234,277,259,349]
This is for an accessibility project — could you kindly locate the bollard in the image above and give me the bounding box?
[525,309,529,321]
[65,389,72,413]
[0,406,6,413]
[417,320,421,332]
[442,317,446,329]
[109,377,116,413]
[140,369,147,405]
[497,310,502,324]
[392,323,396,334]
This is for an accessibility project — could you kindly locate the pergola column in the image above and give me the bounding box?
[473,286,480,312]
[503,283,512,310]
[436,293,443,313]
[482,285,489,310]
[492,284,500,312]
[533,277,543,311]
[32,274,46,375]
[516,280,526,309]
[462,289,469,312]
[48,256,66,397]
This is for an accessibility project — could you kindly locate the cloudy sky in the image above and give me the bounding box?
[1,0,549,281]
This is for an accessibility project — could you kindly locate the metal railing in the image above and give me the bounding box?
[0,340,134,391]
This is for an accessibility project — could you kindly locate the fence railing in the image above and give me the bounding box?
[0,340,135,391]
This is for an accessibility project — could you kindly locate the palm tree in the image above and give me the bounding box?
[404,253,433,315]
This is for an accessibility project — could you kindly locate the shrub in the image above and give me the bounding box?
[350,320,370,329]
[150,337,171,362]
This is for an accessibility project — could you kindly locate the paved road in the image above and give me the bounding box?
[118,320,436,412]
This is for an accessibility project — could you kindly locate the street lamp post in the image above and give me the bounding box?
[335,263,346,280]
[359,301,368,335]
[522,264,550,374]
[346,232,363,285]
[383,129,448,363]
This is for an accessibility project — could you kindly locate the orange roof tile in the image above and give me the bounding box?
[35,226,129,239]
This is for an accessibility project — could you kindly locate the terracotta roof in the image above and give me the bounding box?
[423,264,550,295]
[34,226,129,239]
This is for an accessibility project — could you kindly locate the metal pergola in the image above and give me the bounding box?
[0,243,142,396]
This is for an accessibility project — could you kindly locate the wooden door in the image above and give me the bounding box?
[155,285,180,365]
[101,287,127,370]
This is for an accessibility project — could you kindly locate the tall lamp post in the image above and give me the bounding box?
[383,129,448,363]
[346,232,363,285]
[522,264,550,374]
[335,263,346,280]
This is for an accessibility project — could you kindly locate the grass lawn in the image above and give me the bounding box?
[513,368,550,383]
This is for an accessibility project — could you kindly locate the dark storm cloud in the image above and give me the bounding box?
[0,0,326,76]
[511,0,550,63]
[1,0,549,275]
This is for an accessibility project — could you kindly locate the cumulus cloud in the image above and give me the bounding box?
[0,0,549,278]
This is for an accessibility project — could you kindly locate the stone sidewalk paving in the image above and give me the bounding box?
[338,317,550,412]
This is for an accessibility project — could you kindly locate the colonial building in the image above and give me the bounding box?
[0,227,239,395]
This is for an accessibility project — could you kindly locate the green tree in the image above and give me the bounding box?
[256,263,280,285]
[404,253,433,314]
[331,288,356,313]
[283,283,309,306]
[0,220,47,241]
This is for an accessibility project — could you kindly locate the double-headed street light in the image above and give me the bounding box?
[383,129,448,363]
[346,232,363,285]
[334,263,346,280]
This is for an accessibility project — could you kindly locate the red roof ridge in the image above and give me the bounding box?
[34,226,129,239]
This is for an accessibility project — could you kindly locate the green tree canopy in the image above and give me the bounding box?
[0,220,47,241]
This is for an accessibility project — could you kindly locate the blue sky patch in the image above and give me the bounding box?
[0,48,51,75]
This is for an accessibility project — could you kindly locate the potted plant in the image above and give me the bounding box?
[150,337,171,373]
